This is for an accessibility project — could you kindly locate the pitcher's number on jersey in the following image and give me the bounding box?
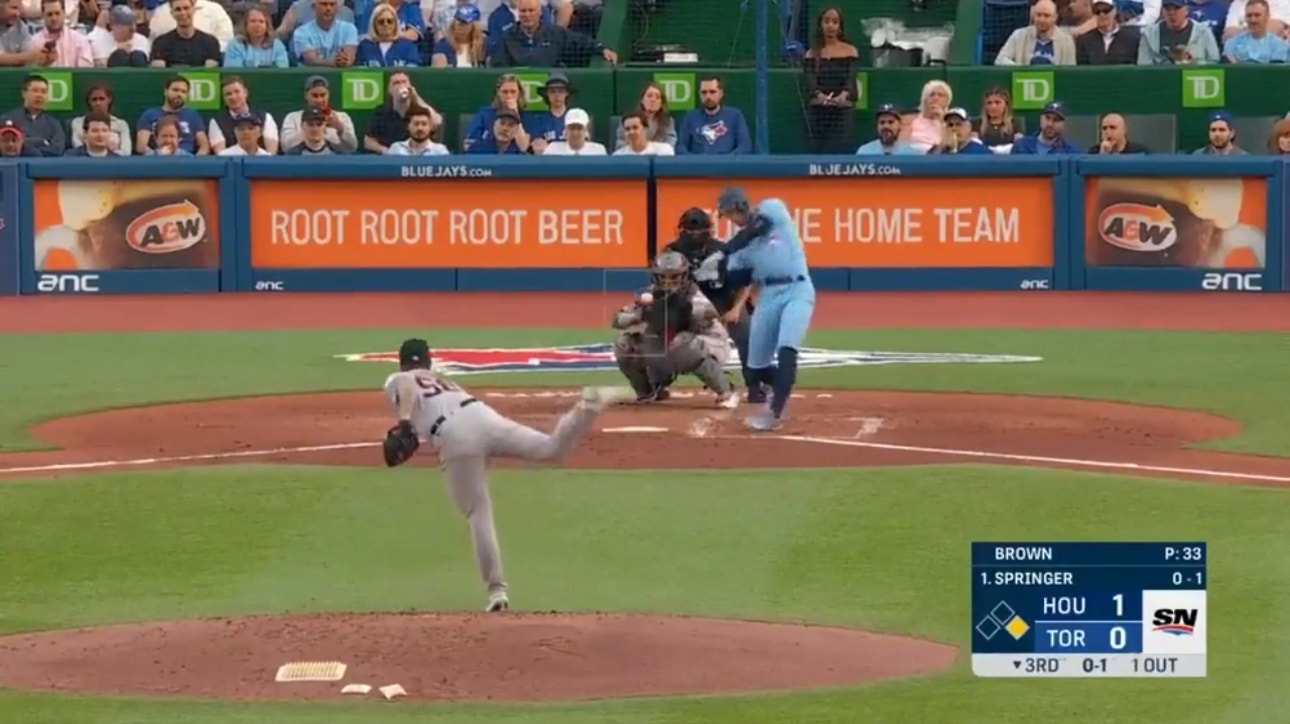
[415,374,461,398]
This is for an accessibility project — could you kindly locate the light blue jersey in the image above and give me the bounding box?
[727,199,813,295]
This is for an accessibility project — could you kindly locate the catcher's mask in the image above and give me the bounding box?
[677,207,713,238]
[398,338,432,370]
[651,251,689,293]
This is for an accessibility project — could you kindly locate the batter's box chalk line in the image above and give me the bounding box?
[275,661,347,682]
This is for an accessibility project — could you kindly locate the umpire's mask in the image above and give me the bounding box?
[678,207,713,240]
[651,251,690,292]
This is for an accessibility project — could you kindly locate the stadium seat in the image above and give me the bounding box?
[982,0,1032,64]
[1064,114,1178,154]
[1234,116,1280,155]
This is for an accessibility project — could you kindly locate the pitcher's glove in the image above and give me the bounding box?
[383,420,420,467]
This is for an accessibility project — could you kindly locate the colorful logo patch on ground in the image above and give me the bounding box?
[335,345,1042,375]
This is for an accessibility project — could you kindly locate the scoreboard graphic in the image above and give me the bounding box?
[971,542,1207,677]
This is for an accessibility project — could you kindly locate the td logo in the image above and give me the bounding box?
[41,71,73,112]
[514,72,550,110]
[342,71,384,110]
[1011,71,1054,110]
[180,71,221,111]
[1182,69,1224,108]
[653,72,695,110]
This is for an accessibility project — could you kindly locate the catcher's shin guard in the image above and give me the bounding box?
[692,354,734,395]
[613,334,656,397]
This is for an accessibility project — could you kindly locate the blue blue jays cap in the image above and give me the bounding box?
[716,187,751,214]
[875,102,901,119]
[1041,101,1067,119]
[1208,111,1233,126]
[455,3,481,23]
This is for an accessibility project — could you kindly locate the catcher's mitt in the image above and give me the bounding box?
[383,420,420,467]
[643,288,694,343]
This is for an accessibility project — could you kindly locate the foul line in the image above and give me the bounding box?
[777,435,1290,484]
[0,442,379,476]
[1,435,1286,486]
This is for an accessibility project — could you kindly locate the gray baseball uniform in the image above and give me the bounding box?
[611,286,733,396]
[383,369,600,597]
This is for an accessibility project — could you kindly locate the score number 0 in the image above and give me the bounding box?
[1108,594,1127,650]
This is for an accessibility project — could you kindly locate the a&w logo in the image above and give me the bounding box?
[126,200,207,254]
[336,344,1042,374]
[1098,203,1177,252]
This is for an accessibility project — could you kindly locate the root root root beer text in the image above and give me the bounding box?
[268,209,625,246]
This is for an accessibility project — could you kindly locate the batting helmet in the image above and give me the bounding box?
[398,338,432,370]
[716,187,751,216]
[650,251,690,292]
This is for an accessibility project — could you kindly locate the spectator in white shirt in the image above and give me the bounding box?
[612,111,674,155]
[149,0,234,50]
[217,114,273,155]
[29,0,92,67]
[88,5,150,67]
[1224,0,1290,40]
[542,107,604,155]
[70,82,131,154]
[385,106,450,154]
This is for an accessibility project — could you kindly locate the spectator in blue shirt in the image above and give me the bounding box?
[292,0,359,66]
[855,103,920,155]
[464,107,524,154]
[390,0,426,42]
[1223,0,1290,62]
[135,75,210,154]
[1010,101,1081,154]
[278,0,356,44]
[224,7,290,67]
[141,115,194,156]
[462,73,531,152]
[676,76,753,154]
[485,0,551,58]
[523,73,573,153]
[432,3,486,67]
[490,0,615,67]
[356,3,421,65]
[1187,0,1228,42]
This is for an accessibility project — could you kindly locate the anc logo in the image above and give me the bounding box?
[1098,203,1177,253]
[336,344,1042,375]
[126,201,207,254]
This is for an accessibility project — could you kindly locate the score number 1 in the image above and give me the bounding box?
[1108,594,1127,650]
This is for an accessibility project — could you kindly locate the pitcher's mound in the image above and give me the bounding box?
[0,612,958,702]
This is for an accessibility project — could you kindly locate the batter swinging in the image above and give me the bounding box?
[381,338,637,612]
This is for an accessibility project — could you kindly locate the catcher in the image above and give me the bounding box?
[611,251,740,408]
[382,337,636,612]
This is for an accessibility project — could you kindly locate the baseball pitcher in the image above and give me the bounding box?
[381,338,636,612]
[610,251,740,408]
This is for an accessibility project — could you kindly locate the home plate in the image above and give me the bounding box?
[603,426,669,433]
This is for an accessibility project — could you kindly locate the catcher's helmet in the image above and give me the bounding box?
[398,338,432,370]
[677,207,713,236]
[651,251,690,292]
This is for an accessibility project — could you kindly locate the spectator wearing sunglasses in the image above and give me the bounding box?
[1076,0,1140,64]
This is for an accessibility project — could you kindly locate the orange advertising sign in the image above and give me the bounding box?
[656,178,1054,267]
[249,180,649,269]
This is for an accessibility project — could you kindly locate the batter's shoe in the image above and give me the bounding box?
[717,389,740,410]
[744,410,783,432]
[485,590,509,613]
[582,386,638,409]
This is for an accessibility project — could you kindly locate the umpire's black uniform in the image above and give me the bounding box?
[664,209,763,401]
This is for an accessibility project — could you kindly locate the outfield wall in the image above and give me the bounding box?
[0,156,1284,296]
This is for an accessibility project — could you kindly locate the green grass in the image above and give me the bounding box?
[1,328,1286,455]
[0,325,1285,722]
[0,465,1286,723]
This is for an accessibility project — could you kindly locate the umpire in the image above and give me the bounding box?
[664,207,765,403]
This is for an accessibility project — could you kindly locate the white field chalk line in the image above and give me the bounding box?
[777,435,1290,484]
[0,441,379,475]
[0,435,1285,485]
